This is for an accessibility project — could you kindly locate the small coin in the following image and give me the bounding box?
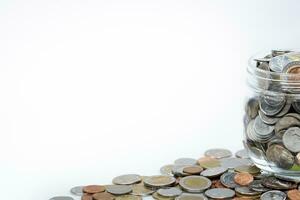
[160,165,174,176]
[204,188,235,199]
[200,166,227,178]
[174,158,197,165]
[197,157,221,169]
[105,185,132,195]
[113,174,142,185]
[287,189,300,200]
[83,185,106,194]
[234,165,260,175]
[266,144,294,169]
[49,197,74,200]
[282,127,300,153]
[235,149,250,159]
[131,184,154,196]
[179,176,211,193]
[81,194,93,200]
[220,158,252,169]
[235,186,261,196]
[260,190,287,200]
[220,171,239,188]
[175,193,208,200]
[92,192,115,200]
[182,166,203,175]
[262,176,297,190]
[204,148,232,159]
[157,187,182,197]
[249,180,270,192]
[115,195,141,200]
[70,186,84,196]
[143,175,176,188]
[234,173,254,186]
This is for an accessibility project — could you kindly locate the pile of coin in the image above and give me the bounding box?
[49,148,300,200]
[245,50,300,174]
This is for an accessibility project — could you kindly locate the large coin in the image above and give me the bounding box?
[113,174,142,185]
[204,188,235,199]
[266,144,294,169]
[143,175,176,188]
[200,167,227,178]
[175,193,208,200]
[70,186,84,196]
[174,158,197,165]
[105,185,132,195]
[261,176,297,190]
[157,187,182,197]
[220,172,239,188]
[131,184,155,196]
[282,127,300,152]
[204,148,232,159]
[179,176,211,193]
[49,197,74,200]
[260,190,287,200]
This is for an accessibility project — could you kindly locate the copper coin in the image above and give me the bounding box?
[183,166,203,175]
[81,194,93,200]
[211,180,225,189]
[234,173,254,186]
[92,192,115,200]
[288,189,300,200]
[83,185,106,194]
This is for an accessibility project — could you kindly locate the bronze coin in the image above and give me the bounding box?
[82,194,93,200]
[92,192,115,200]
[287,189,300,200]
[234,173,254,186]
[83,185,106,194]
[183,166,203,175]
[211,180,225,189]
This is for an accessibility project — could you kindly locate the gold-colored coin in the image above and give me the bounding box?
[197,157,220,169]
[144,175,176,188]
[115,195,142,200]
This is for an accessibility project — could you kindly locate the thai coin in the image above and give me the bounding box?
[200,166,227,178]
[282,127,300,152]
[174,158,197,165]
[143,175,176,188]
[183,166,203,175]
[179,176,211,193]
[49,197,74,200]
[92,192,115,200]
[234,165,260,175]
[235,149,250,159]
[115,195,141,200]
[266,144,294,169]
[172,165,191,177]
[259,110,280,125]
[287,189,300,200]
[235,186,261,196]
[157,187,182,197]
[131,184,154,196]
[105,185,132,195]
[259,96,285,116]
[70,186,84,196]
[260,190,287,200]
[152,192,173,200]
[245,98,259,119]
[253,116,274,137]
[113,174,142,185]
[249,180,270,192]
[81,194,93,200]
[261,176,297,190]
[211,180,226,189]
[204,188,235,199]
[234,173,254,186]
[220,172,239,188]
[175,193,208,200]
[197,157,221,169]
[204,148,232,159]
[274,116,300,135]
[83,185,106,194]
[160,164,174,176]
[220,157,252,169]
[286,112,300,121]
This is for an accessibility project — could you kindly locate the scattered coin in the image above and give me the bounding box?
[260,190,287,200]
[152,192,174,200]
[182,166,203,175]
[211,179,226,189]
[235,149,250,159]
[143,175,176,188]
[235,186,261,196]
[83,185,106,194]
[160,165,174,176]
[234,172,254,186]
[204,148,232,159]
[174,158,197,165]
[234,165,260,175]
[197,157,221,169]
[81,194,93,200]
[115,195,141,200]
[287,189,300,200]
[105,185,132,195]
[70,186,84,196]
[92,192,115,200]
[249,180,270,192]
[49,197,74,200]
[179,176,211,193]
[157,187,182,197]
[113,174,142,185]
[175,193,208,200]
[131,184,154,196]
[200,166,227,178]
[220,171,239,188]
[220,157,252,169]
[204,188,235,199]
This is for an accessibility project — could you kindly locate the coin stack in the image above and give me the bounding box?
[245,50,300,174]
[49,148,300,200]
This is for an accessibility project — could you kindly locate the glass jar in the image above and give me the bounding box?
[244,50,300,178]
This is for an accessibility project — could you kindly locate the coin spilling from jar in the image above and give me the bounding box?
[49,148,300,200]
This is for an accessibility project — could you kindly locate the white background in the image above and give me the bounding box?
[1,0,300,199]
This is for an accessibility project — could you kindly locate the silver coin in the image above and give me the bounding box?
[235,186,261,196]
[172,165,191,177]
[131,184,155,196]
[220,157,252,169]
[175,193,208,200]
[49,197,74,200]
[259,96,285,116]
[275,173,300,183]
[257,62,270,71]
[200,167,227,178]
[105,185,132,195]
[285,112,300,121]
[262,176,297,190]
[204,148,232,159]
[282,127,300,152]
[254,116,274,137]
[204,188,235,199]
[269,53,289,72]
[113,174,142,185]
[259,110,280,125]
[249,180,270,192]
[244,141,266,160]
[260,190,287,200]
[70,186,84,196]
[179,176,211,193]
[274,100,291,117]
[245,98,259,119]
[254,57,271,63]
[143,175,176,188]
[274,116,300,136]
[174,158,197,165]
[235,149,250,159]
[220,172,238,188]
[272,49,292,57]
[266,144,294,169]
[157,187,182,197]
[160,164,174,176]
[292,102,300,114]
